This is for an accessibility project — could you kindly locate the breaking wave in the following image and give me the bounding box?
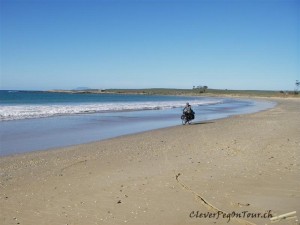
[0,100,222,121]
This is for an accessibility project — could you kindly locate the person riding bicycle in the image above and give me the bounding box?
[183,102,194,120]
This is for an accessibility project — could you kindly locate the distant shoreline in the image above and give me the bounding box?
[45,88,299,98]
[2,88,299,98]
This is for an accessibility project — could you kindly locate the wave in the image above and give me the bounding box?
[0,100,222,121]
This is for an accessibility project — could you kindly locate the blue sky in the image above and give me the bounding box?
[0,0,299,91]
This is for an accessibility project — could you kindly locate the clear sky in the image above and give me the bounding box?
[0,0,299,91]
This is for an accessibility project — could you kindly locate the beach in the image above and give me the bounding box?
[1,92,274,156]
[0,97,299,225]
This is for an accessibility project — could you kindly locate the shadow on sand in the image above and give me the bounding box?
[190,121,214,125]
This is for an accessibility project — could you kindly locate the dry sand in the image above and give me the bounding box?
[1,98,299,225]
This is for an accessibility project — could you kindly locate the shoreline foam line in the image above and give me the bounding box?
[0,100,223,121]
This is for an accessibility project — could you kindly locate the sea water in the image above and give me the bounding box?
[0,90,275,156]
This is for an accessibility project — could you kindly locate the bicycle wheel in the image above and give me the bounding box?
[181,115,186,125]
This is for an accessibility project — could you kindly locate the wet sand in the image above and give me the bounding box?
[1,98,299,225]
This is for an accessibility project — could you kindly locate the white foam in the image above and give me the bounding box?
[0,100,222,121]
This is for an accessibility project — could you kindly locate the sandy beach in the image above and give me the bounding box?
[0,98,299,225]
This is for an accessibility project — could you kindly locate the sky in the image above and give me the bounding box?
[0,0,299,91]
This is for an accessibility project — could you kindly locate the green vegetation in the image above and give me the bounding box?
[104,88,298,98]
[48,88,300,98]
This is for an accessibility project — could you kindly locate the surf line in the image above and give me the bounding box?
[175,173,257,225]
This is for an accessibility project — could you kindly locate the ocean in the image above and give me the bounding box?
[0,90,275,156]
